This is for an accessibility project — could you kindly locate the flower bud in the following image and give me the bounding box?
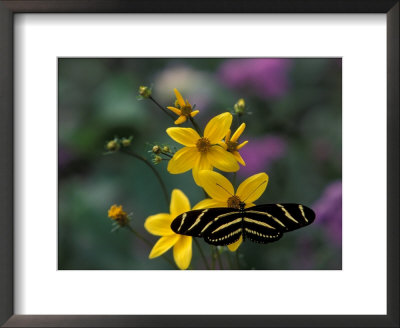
[138,86,152,98]
[162,146,170,153]
[121,137,132,147]
[152,145,161,154]
[153,155,162,164]
[106,139,120,152]
[234,98,246,115]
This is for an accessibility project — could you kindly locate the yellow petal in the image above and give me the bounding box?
[236,172,269,204]
[166,106,182,116]
[190,110,200,118]
[207,146,239,172]
[217,141,228,150]
[166,127,200,146]
[198,170,234,202]
[227,235,242,251]
[193,198,225,210]
[149,235,180,259]
[167,147,199,174]
[204,112,233,143]
[170,189,191,218]
[237,140,248,150]
[225,129,231,142]
[174,88,186,108]
[245,202,256,208]
[192,154,212,186]
[173,236,192,270]
[233,151,246,166]
[174,115,187,124]
[231,123,246,142]
[144,213,173,236]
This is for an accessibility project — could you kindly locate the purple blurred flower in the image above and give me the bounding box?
[313,181,342,246]
[292,239,316,269]
[238,136,287,177]
[312,139,334,162]
[218,59,292,98]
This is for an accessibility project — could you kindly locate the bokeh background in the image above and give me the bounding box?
[58,58,342,270]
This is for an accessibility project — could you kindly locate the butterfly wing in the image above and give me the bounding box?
[245,203,315,232]
[171,204,315,246]
[203,211,243,246]
[241,213,283,244]
[171,208,239,238]
[242,203,314,243]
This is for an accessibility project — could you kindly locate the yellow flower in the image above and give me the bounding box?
[167,88,200,124]
[194,170,269,251]
[108,204,129,226]
[220,122,248,166]
[166,112,240,185]
[144,189,193,270]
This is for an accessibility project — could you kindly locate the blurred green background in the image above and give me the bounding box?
[58,58,342,270]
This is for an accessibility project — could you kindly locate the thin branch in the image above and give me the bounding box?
[120,149,169,207]
[149,95,176,121]
[194,238,210,270]
[215,246,224,270]
[125,224,176,268]
[188,115,202,135]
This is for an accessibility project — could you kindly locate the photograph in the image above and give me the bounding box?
[58,58,342,270]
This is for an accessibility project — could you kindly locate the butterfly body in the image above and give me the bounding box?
[171,203,315,246]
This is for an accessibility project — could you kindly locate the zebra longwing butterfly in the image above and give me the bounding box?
[171,203,315,246]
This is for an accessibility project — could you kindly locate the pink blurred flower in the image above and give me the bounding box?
[238,136,287,177]
[313,181,342,246]
[218,59,292,98]
[154,65,215,112]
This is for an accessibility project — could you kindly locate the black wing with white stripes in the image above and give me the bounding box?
[241,203,315,243]
[171,204,315,246]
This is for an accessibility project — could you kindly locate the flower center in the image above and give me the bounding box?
[226,140,238,152]
[196,137,211,153]
[180,105,192,116]
[227,195,241,209]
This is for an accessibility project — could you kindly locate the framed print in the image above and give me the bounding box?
[58,57,341,272]
[0,1,398,327]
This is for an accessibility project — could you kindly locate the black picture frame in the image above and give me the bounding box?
[0,1,398,327]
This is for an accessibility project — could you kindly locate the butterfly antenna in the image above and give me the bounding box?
[242,180,267,202]
[216,183,234,196]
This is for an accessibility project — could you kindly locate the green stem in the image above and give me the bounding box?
[125,224,153,247]
[215,247,224,270]
[226,250,234,270]
[161,151,173,158]
[189,115,202,135]
[235,249,241,269]
[211,247,216,270]
[125,224,176,268]
[236,113,242,130]
[148,95,176,121]
[120,149,169,207]
[194,238,210,270]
